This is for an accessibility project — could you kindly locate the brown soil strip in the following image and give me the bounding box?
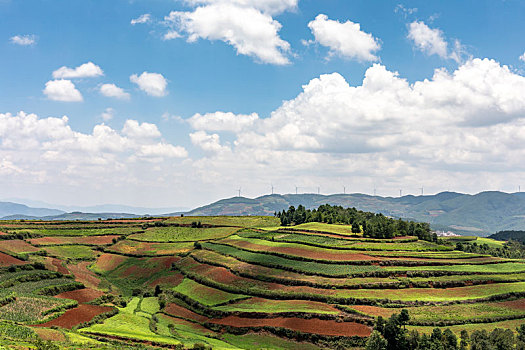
[55,288,104,303]
[0,251,27,266]
[212,316,372,337]
[164,303,210,323]
[35,304,113,329]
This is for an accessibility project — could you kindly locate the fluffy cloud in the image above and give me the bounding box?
[407,21,464,62]
[164,2,291,65]
[136,143,188,158]
[0,112,187,190]
[10,34,36,46]
[190,131,230,153]
[100,108,115,121]
[520,52,525,62]
[307,14,380,62]
[183,0,298,15]
[131,14,151,25]
[52,62,104,79]
[122,120,162,139]
[130,72,168,97]
[408,21,448,58]
[43,80,83,102]
[186,58,525,197]
[99,83,130,100]
[187,112,259,132]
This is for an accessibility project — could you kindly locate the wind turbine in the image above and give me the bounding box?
[237,188,241,197]
[343,186,346,194]
[399,189,402,197]
[271,183,274,195]
[295,185,298,195]
[317,186,320,194]
[419,187,424,196]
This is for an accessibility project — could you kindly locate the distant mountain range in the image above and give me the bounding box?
[184,191,525,236]
[2,191,525,235]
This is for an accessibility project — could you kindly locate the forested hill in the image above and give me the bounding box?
[184,191,525,236]
[489,230,525,243]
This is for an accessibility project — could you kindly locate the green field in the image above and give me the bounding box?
[128,225,240,242]
[202,242,382,276]
[173,278,248,306]
[1,215,524,349]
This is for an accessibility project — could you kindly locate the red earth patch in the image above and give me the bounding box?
[164,303,209,323]
[35,304,113,329]
[212,316,372,337]
[0,251,27,266]
[55,288,104,303]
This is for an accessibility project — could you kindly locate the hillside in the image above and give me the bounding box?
[186,192,525,235]
[0,216,524,349]
[0,202,64,218]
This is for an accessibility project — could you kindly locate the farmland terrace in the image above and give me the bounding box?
[0,216,524,349]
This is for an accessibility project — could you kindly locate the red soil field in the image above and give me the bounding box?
[0,251,27,266]
[348,305,397,318]
[55,288,104,303]
[95,253,127,272]
[102,219,164,224]
[67,261,101,289]
[122,256,180,278]
[500,298,525,310]
[149,272,184,287]
[221,239,380,262]
[0,239,40,254]
[212,316,372,337]
[29,235,120,246]
[164,303,209,323]
[35,304,113,329]
[0,231,6,235]
[50,258,70,275]
[182,258,336,296]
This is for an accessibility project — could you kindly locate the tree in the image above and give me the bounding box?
[443,329,457,350]
[459,330,469,350]
[471,330,492,350]
[489,328,514,350]
[366,331,388,350]
[352,222,361,234]
[430,328,444,350]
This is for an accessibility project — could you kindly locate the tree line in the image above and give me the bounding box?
[276,204,434,240]
[366,309,525,350]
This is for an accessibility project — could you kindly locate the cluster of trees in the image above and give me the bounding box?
[455,240,525,259]
[276,204,433,240]
[489,231,525,243]
[366,310,525,350]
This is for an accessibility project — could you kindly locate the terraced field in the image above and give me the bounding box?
[0,217,523,349]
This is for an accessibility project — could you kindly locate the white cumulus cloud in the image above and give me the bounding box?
[520,52,525,62]
[183,0,298,15]
[99,83,130,100]
[122,120,162,139]
[131,13,151,25]
[307,14,380,62]
[10,34,36,46]
[185,58,525,198]
[408,21,448,58]
[164,2,291,65]
[188,112,259,132]
[43,80,83,102]
[52,62,104,79]
[130,72,168,97]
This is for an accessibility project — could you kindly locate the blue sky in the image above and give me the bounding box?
[1,0,525,208]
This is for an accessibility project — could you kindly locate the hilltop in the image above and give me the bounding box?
[185,191,525,235]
